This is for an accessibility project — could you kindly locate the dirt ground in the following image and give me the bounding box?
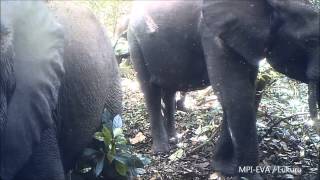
[120,66,319,180]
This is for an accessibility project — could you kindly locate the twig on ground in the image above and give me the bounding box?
[261,112,310,140]
[187,125,221,155]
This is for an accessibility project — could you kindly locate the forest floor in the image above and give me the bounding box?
[120,65,319,180]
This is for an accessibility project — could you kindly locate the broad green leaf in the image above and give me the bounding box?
[113,128,123,138]
[107,151,115,162]
[115,136,127,145]
[114,154,129,164]
[94,132,104,141]
[107,143,116,162]
[113,115,123,129]
[102,128,112,145]
[115,161,128,176]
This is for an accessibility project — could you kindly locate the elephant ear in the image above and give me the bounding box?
[267,0,320,121]
[267,0,320,80]
[201,0,272,65]
[0,1,64,179]
[267,0,319,44]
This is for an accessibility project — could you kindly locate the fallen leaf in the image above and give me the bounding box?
[209,172,221,180]
[197,162,210,169]
[191,155,199,159]
[169,149,184,161]
[130,132,146,144]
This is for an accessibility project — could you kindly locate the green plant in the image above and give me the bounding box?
[74,109,150,179]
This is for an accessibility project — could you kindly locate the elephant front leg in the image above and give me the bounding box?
[211,115,236,175]
[143,83,169,153]
[213,74,259,177]
[162,89,178,143]
[14,127,65,180]
[201,31,259,177]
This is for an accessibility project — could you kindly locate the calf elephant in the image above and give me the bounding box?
[128,0,319,178]
[0,1,122,180]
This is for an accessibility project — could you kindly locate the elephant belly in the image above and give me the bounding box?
[130,0,207,91]
[267,37,309,83]
[148,62,210,91]
[140,36,209,91]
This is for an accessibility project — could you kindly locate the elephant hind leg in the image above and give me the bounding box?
[162,89,178,143]
[128,33,169,153]
[142,83,169,153]
[14,127,64,180]
[176,91,188,112]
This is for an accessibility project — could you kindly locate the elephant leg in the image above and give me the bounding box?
[14,127,65,180]
[128,34,169,153]
[162,89,178,143]
[201,32,258,176]
[143,84,169,153]
[176,91,188,112]
[211,111,235,175]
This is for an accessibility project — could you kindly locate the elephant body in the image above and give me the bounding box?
[128,0,319,178]
[0,1,121,180]
[49,2,122,172]
[129,1,209,150]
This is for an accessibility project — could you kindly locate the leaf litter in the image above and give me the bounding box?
[121,66,319,180]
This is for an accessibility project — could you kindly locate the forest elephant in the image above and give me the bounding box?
[0,1,122,180]
[113,14,189,112]
[128,0,319,178]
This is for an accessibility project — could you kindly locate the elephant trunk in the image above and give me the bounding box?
[308,80,319,122]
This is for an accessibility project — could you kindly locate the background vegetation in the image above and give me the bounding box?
[77,0,132,41]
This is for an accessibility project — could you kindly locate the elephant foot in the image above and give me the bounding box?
[167,130,179,144]
[152,133,169,153]
[211,157,237,176]
[212,158,263,180]
[152,142,169,154]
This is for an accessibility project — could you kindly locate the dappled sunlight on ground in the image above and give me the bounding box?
[120,66,319,179]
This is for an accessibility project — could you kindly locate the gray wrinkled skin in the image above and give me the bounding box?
[0,24,15,135]
[48,1,122,171]
[1,1,121,180]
